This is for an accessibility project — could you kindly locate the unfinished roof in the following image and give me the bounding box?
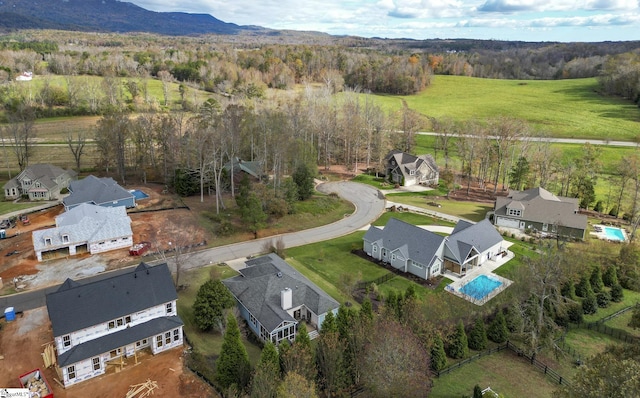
[64,175,134,208]
[46,263,177,337]
[494,187,586,230]
[222,253,339,333]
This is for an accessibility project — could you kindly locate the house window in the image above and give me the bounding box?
[551,224,557,233]
[507,208,522,217]
[166,302,173,314]
[110,349,122,358]
[62,234,69,243]
[125,315,131,324]
[409,170,415,175]
[92,357,101,371]
[117,318,124,327]
[111,239,118,243]
[250,314,257,326]
[108,320,116,329]
[165,332,171,345]
[62,335,71,347]
[173,329,180,342]
[542,223,549,232]
[156,335,163,347]
[45,238,52,246]
[67,366,76,380]
[372,246,377,253]
[391,254,396,261]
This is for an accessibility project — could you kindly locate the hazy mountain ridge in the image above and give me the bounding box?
[0,0,253,35]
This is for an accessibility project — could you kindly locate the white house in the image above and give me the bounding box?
[363,218,505,278]
[385,150,439,187]
[32,203,133,261]
[46,262,183,387]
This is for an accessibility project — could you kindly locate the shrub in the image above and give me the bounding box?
[611,283,624,302]
[603,266,619,287]
[590,266,605,293]
[567,302,583,323]
[487,311,509,343]
[582,292,598,315]
[596,291,611,308]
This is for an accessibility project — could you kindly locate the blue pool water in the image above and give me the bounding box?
[460,275,503,301]
[604,227,625,242]
[130,189,149,200]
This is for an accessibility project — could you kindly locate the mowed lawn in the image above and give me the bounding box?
[371,76,640,141]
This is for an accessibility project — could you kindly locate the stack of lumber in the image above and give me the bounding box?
[125,379,158,398]
[41,343,56,368]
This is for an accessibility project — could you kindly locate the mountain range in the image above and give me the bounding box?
[0,0,258,35]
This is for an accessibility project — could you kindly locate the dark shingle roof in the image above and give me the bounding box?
[57,316,183,367]
[46,263,177,337]
[64,175,134,208]
[444,219,503,263]
[222,254,339,333]
[494,187,587,231]
[364,218,445,267]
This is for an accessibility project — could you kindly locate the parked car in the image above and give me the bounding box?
[0,218,16,229]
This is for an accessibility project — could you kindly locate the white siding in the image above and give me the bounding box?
[496,217,521,229]
[90,236,133,254]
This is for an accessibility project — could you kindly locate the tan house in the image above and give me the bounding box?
[385,150,439,187]
[3,164,76,201]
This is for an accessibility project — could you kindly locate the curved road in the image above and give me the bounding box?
[0,181,386,312]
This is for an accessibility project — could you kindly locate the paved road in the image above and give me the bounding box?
[417,131,638,147]
[0,181,386,313]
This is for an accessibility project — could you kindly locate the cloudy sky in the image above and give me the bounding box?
[128,0,640,42]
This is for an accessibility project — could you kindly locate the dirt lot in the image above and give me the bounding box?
[0,308,215,397]
[0,184,211,294]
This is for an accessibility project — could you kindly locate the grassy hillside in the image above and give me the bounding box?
[374,76,640,141]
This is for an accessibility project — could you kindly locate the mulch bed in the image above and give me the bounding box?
[351,249,443,290]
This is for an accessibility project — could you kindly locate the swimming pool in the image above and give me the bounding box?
[604,227,625,242]
[130,189,149,200]
[460,275,503,301]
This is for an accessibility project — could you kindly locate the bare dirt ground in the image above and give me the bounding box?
[0,183,211,293]
[0,309,215,398]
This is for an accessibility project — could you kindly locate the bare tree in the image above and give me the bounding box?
[66,130,87,171]
[95,112,130,183]
[6,105,37,171]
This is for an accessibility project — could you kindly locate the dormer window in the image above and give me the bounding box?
[45,237,52,246]
[62,234,69,243]
[507,208,522,217]
[409,170,416,175]
[166,302,173,314]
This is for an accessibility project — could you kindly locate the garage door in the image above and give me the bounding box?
[496,217,520,229]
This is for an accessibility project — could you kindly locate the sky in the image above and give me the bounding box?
[127,0,640,42]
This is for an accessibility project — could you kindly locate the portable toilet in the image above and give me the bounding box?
[0,229,5,239]
[4,307,16,321]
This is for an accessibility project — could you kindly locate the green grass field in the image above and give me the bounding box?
[373,76,640,141]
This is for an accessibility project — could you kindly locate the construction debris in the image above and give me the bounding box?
[41,343,57,368]
[126,379,158,398]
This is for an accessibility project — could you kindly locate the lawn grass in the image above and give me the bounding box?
[583,288,640,323]
[385,192,493,222]
[430,349,561,398]
[177,264,263,365]
[397,76,640,141]
[372,211,454,227]
[606,311,640,337]
[560,328,622,363]
[0,200,45,216]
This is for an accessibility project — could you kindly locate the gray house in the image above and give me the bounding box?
[46,262,183,387]
[385,150,439,187]
[491,187,587,240]
[363,218,505,278]
[32,203,133,261]
[63,175,135,210]
[3,164,76,200]
[223,253,340,344]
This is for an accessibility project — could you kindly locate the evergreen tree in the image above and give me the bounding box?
[468,318,488,351]
[447,321,468,359]
[360,297,374,321]
[192,279,235,332]
[504,303,523,333]
[596,291,611,308]
[582,290,598,315]
[282,178,299,214]
[430,334,447,372]
[575,275,592,298]
[282,326,316,382]
[236,173,251,209]
[603,266,619,287]
[630,305,640,329]
[611,283,624,302]
[251,342,280,398]
[242,192,267,239]
[292,163,315,200]
[590,266,605,293]
[473,384,483,398]
[320,311,337,334]
[487,310,509,343]
[336,305,355,342]
[561,280,576,299]
[216,314,251,391]
[277,372,318,398]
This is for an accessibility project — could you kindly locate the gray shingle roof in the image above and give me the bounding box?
[46,263,177,337]
[57,316,183,367]
[32,203,132,252]
[222,254,339,333]
[3,164,75,191]
[64,175,134,208]
[494,187,587,230]
[385,150,439,180]
[364,218,445,267]
[444,219,503,263]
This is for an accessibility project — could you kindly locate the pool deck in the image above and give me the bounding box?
[590,224,627,242]
[444,241,515,306]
